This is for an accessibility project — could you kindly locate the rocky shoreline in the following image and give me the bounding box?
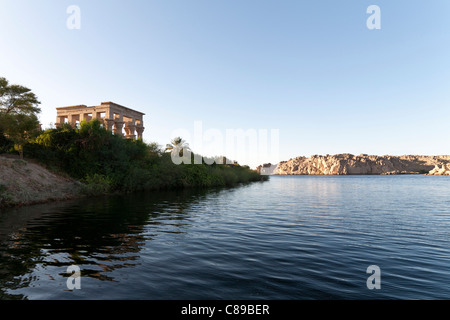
[257,154,450,176]
[428,163,450,176]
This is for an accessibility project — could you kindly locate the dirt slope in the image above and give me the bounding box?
[0,155,81,208]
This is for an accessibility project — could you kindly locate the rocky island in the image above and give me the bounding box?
[257,154,450,176]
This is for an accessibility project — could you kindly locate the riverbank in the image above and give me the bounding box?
[1,120,267,209]
[0,152,267,209]
[0,155,81,208]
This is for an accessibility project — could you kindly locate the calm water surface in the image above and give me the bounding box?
[1,175,449,299]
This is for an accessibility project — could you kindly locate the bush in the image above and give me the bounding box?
[0,184,13,207]
[0,131,14,154]
[79,174,114,196]
[25,123,268,194]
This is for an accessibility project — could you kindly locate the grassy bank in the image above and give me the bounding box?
[1,120,267,202]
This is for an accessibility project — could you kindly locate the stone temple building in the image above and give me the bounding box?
[55,101,145,139]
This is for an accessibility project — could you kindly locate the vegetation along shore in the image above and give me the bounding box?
[0,77,267,208]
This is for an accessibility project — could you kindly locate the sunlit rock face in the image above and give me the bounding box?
[273,154,450,175]
[428,163,450,176]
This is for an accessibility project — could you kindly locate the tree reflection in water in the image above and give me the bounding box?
[0,187,220,299]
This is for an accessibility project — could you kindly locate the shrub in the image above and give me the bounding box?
[79,174,114,196]
[25,125,267,194]
[0,184,14,207]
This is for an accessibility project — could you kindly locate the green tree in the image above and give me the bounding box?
[147,142,162,155]
[0,77,41,115]
[0,113,40,159]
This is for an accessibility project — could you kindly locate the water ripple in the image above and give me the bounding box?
[0,176,449,299]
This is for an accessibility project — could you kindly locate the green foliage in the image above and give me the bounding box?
[79,174,114,196]
[0,183,14,207]
[0,77,41,115]
[0,78,266,194]
[0,129,13,153]
[0,76,41,158]
[0,113,41,159]
[25,126,267,194]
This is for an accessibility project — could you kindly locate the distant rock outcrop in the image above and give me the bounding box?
[428,163,450,176]
[269,154,450,175]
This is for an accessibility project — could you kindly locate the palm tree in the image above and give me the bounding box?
[165,137,191,157]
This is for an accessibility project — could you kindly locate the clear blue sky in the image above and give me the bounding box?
[1,0,449,168]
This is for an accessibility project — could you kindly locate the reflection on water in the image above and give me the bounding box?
[1,176,450,300]
[0,188,219,299]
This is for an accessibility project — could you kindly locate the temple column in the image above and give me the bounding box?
[55,116,65,127]
[124,122,136,139]
[80,113,91,123]
[103,119,115,131]
[114,121,124,136]
[69,114,81,127]
[135,126,145,139]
